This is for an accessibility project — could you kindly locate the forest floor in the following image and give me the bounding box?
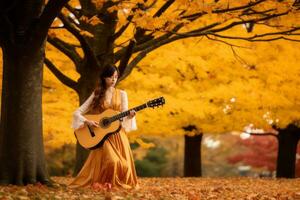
[0,177,300,200]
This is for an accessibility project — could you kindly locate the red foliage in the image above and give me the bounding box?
[227,136,300,176]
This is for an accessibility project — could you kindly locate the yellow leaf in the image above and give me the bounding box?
[80,30,94,38]
[89,16,104,26]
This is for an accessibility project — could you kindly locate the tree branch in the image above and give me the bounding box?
[163,11,298,42]
[254,22,285,29]
[206,35,249,49]
[205,35,251,66]
[208,23,300,42]
[121,0,274,57]
[113,17,133,40]
[114,23,184,62]
[133,0,177,45]
[119,25,300,80]
[58,12,100,68]
[119,36,173,80]
[35,0,70,49]
[118,40,136,78]
[211,34,300,42]
[211,11,290,34]
[114,0,176,49]
[118,50,148,81]
[165,26,300,47]
[64,3,82,19]
[118,8,300,80]
[240,8,276,17]
[47,36,82,67]
[153,0,175,17]
[44,58,78,91]
[180,0,267,21]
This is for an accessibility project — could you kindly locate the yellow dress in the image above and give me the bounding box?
[69,89,138,189]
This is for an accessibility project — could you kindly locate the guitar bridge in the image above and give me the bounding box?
[87,125,95,137]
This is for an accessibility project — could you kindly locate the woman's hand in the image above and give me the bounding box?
[85,120,99,127]
[128,110,136,119]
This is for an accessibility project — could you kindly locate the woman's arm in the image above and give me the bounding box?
[71,92,95,130]
[120,90,137,132]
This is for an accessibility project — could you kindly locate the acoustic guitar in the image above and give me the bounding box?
[74,96,165,149]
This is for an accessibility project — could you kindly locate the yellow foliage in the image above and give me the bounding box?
[119,35,300,135]
[1,0,300,150]
[80,30,94,38]
[107,5,120,13]
[2,37,300,149]
[91,0,105,10]
[89,16,104,26]
[135,138,155,149]
[69,0,80,8]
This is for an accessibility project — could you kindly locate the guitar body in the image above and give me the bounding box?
[74,109,121,149]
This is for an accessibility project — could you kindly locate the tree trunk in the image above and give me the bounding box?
[57,1,118,176]
[184,134,202,177]
[276,124,300,178]
[0,44,50,185]
[73,73,100,175]
[72,7,117,174]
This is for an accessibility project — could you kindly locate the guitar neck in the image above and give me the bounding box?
[110,103,148,122]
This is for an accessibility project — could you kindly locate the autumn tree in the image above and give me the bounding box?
[228,133,300,177]
[228,135,278,173]
[45,0,300,175]
[0,0,69,185]
[117,31,300,178]
[276,125,300,177]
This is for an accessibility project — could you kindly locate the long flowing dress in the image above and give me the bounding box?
[69,87,138,189]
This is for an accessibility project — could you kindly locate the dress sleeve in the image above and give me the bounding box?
[71,92,95,130]
[120,90,137,132]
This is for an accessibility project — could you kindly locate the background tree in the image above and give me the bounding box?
[276,125,300,177]
[45,0,300,175]
[119,34,300,178]
[0,0,68,185]
[228,133,300,177]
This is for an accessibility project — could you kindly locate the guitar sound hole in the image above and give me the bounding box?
[100,118,111,128]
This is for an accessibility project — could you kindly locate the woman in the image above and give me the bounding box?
[69,64,138,189]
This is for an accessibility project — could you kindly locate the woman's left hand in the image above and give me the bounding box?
[128,110,136,119]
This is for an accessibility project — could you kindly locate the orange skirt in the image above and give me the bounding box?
[69,129,138,189]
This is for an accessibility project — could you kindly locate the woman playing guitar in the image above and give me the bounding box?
[69,64,138,189]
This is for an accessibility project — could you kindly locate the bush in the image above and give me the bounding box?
[134,146,168,177]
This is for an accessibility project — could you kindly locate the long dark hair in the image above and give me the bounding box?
[91,64,119,111]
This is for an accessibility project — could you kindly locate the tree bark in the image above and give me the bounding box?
[0,44,50,185]
[276,124,300,178]
[184,134,202,177]
[72,75,97,175]
[71,2,118,175]
[0,0,70,185]
[72,60,116,175]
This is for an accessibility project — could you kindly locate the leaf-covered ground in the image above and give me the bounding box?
[0,177,300,200]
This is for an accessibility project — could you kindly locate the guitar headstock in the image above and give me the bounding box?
[147,97,165,108]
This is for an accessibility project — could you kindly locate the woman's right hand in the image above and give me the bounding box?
[85,120,99,127]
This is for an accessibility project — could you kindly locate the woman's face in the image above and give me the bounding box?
[105,71,118,88]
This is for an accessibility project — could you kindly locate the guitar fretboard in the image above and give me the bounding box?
[109,103,147,122]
